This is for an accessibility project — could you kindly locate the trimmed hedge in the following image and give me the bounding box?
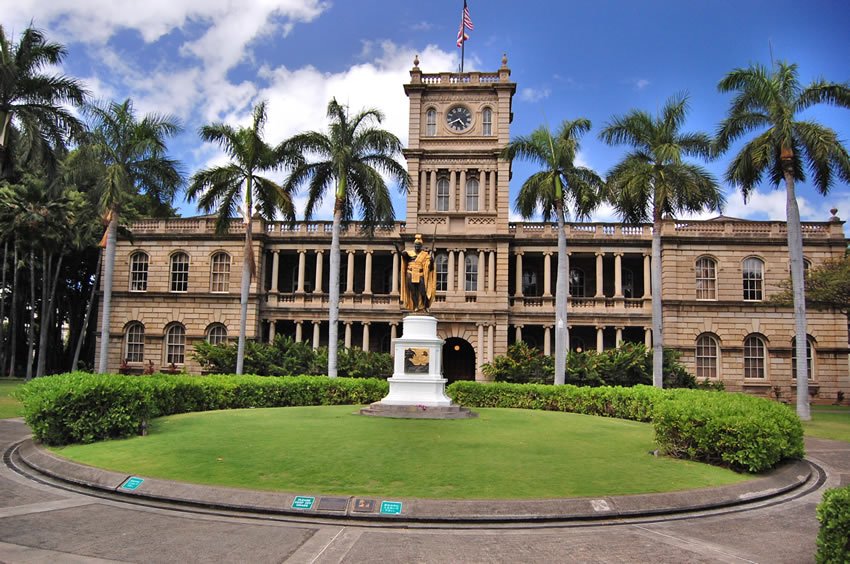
[817,485,850,563]
[16,372,388,446]
[447,381,804,473]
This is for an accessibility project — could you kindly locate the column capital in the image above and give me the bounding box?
[390,322,398,327]
[595,251,606,258]
[362,321,371,326]
[615,325,625,330]
[316,249,324,255]
[543,251,553,257]
[298,249,307,255]
[595,325,605,331]
[514,250,524,256]
[364,250,374,255]
[344,321,352,327]
[614,252,624,257]
[346,249,357,255]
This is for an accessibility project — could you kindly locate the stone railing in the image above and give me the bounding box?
[128,218,405,237]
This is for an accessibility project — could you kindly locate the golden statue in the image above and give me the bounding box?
[399,233,435,313]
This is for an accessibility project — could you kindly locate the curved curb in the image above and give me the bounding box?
[14,438,813,523]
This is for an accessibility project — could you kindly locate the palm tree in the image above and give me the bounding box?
[716,62,850,420]
[501,119,604,385]
[284,98,408,378]
[0,25,86,179]
[187,101,299,375]
[600,94,723,388]
[77,99,183,373]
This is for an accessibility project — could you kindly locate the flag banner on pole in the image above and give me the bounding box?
[456,1,473,47]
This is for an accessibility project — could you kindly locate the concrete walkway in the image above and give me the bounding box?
[1,417,848,563]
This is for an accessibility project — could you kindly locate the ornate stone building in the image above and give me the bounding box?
[98,56,850,403]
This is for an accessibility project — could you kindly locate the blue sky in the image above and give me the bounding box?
[9,0,850,228]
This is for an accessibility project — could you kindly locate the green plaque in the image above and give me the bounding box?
[292,496,315,510]
[380,500,403,515]
[121,477,144,490]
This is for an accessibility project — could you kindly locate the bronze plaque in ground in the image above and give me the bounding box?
[404,348,429,374]
[352,498,376,512]
[316,497,349,512]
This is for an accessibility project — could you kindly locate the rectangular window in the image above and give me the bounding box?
[210,253,230,292]
[466,178,479,211]
[436,178,449,211]
[170,253,189,292]
[695,258,716,300]
[465,256,478,292]
[743,258,763,301]
[130,253,148,292]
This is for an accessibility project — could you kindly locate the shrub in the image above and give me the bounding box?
[17,373,388,446]
[816,485,850,563]
[447,381,803,473]
[482,342,695,388]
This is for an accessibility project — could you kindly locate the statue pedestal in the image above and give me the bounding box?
[360,315,476,419]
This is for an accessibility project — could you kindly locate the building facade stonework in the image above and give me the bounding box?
[97,57,850,403]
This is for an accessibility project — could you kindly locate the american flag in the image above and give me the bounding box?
[456,1,474,47]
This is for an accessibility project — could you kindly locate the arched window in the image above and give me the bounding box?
[791,336,815,381]
[742,257,764,301]
[466,177,479,211]
[206,324,228,345]
[170,252,189,292]
[426,108,437,136]
[482,108,492,136]
[744,334,767,379]
[165,324,186,365]
[436,177,449,211]
[124,322,145,363]
[695,334,719,379]
[696,256,717,300]
[130,252,149,292]
[465,254,478,292]
[435,253,449,292]
[569,268,585,297]
[210,252,231,292]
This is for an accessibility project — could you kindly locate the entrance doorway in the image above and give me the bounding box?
[442,337,476,383]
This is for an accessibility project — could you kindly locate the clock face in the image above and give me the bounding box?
[446,105,472,132]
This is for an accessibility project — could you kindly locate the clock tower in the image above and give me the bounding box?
[402,55,516,380]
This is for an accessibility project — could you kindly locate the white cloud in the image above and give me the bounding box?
[519,87,551,103]
[634,78,650,90]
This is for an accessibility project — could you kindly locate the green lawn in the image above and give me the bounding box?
[0,380,23,419]
[53,406,752,499]
[804,405,850,443]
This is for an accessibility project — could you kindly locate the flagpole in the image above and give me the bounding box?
[460,0,466,72]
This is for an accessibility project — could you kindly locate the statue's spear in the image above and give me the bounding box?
[430,222,438,255]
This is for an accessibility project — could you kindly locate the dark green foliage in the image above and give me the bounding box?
[483,342,695,388]
[817,485,850,562]
[16,372,388,445]
[652,390,805,472]
[193,337,391,378]
[447,381,804,473]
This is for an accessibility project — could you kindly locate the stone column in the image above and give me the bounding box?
[477,324,484,369]
[314,251,324,293]
[543,326,552,356]
[614,252,623,298]
[488,170,496,211]
[391,251,399,294]
[419,170,427,212]
[268,320,276,342]
[295,321,303,343]
[615,326,623,347]
[430,169,437,211]
[458,249,466,294]
[448,170,456,211]
[296,250,306,293]
[459,169,467,211]
[515,325,523,342]
[515,252,523,297]
[645,327,652,347]
[344,322,352,348]
[271,250,280,292]
[390,323,398,357]
[364,251,373,295]
[447,251,455,293]
[595,252,604,298]
[487,325,494,365]
[477,250,485,293]
[478,172,486,212]
[596,326,604,352]
[643,254,651,298]
[312,322,321,349]
[362,322,370,352]
[543,252,552,297]
[488,250,496,293]
[345,250,355,293]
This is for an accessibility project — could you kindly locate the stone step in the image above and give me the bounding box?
[359,403,478,419]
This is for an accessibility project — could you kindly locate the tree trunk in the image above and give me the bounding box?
[7,241,18,377]
[236,217,253,375]
[327,203,342,378]
[36,251,63,378]
[553,200,568,385]
[0,241,7,373]
[97,212,118,373]
[72,249,102,371]
[651,217,664,388]
[784,166,810,420]
[25,250,36,381]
